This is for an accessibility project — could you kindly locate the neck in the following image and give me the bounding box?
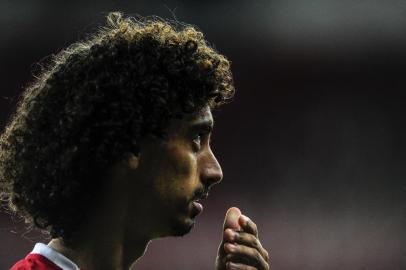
[46,161,163,269]
[46,193,153,269]
[48,233,151,270]
[46,196,157,269]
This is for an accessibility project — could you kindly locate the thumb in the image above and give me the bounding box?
[217,207,242,259]
[223,207,242,231]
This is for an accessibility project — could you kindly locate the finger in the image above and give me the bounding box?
[224,243,270,270]
[224,207,242,230]
[239,215,258,237]
[226,261,257,270]
[225,247,270,269]
[224,229,269,261]
[219,207,242,257]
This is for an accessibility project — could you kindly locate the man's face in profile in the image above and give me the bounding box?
[128,105,223,237]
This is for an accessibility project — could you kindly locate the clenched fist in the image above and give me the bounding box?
[215,207,270,270]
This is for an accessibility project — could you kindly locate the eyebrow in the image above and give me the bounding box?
[189,119,214,133]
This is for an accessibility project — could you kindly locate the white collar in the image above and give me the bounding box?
[31,242,80,270]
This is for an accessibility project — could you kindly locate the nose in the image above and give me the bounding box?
[199,148,223,188]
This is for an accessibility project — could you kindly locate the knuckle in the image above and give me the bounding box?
[252,238,259,248]
[252,223,258,233]
[242,265,255,270]
[235,232,241,241]
[254,250,262,261]
[264,250,269,261]
[246,233,254,242]
[247,219,258,234]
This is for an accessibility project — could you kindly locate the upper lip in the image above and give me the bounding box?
[194,193,209,202]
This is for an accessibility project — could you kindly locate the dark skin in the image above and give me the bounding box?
[217,208,270,270]
[48,106,270,270]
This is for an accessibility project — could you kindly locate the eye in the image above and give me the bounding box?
[192,133,203,149]
[192,132,208,151]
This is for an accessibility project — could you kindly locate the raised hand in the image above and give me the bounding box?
[215,207,270,270]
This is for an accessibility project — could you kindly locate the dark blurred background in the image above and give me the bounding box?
[1,0,406,269]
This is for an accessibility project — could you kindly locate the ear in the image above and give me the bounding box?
[122,152,140,170]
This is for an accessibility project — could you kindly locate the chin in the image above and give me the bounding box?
[168,214,196,237]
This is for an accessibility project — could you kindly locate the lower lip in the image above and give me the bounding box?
[192,201,203,214]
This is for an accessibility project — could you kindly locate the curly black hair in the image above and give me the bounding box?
[0,12,234,246]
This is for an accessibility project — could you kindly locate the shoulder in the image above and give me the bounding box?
[10,254,62,270]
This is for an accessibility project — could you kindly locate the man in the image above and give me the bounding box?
[0,12,270,270]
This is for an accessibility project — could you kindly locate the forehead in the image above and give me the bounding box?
[184,106,213,123]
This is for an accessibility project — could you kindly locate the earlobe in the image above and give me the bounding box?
[128,155,139,170]
[123,152,140,170]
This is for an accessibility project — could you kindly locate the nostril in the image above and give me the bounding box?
[202,167,223,187]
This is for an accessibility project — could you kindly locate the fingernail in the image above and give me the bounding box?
[226,229,236,240]
[227,262,239,270]
[241,214,249,222]
[224,243,237,253]
[240,214,249,225]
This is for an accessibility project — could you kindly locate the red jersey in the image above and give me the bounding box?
[10,243,82,270]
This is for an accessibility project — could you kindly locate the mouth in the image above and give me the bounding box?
[192,192,209,203]
[190,192,209,216]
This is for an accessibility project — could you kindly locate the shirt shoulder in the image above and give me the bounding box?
[10,254,62,270]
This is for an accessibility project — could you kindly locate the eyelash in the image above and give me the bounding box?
[193,133,203,145]
[192,132,209,150]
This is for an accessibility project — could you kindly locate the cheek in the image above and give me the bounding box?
[155,148,198,201]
